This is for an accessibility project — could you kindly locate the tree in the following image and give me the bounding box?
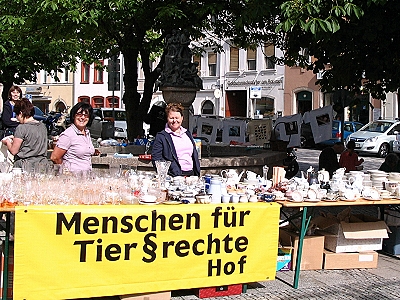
[0,0,81,101]
[23,0,283,140]
[1,0,285,140]
[277,0,397,100]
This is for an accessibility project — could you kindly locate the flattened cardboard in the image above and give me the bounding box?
[341,221,389,239]
[313,213,390,253]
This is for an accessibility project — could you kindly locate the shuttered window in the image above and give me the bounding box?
[264,43,275,69]
[208,52,217,76]
[247,49,256,70]
[230,47,239,71]
[193,55,201,76]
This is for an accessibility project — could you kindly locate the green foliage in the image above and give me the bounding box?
[279,0,397,100]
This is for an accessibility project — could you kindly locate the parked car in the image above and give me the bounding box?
[89,108,127,139]
[346,120,400,157]
[317,120,364,147]
[33,106,46,122]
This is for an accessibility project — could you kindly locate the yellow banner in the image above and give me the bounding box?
[14,203,280,299]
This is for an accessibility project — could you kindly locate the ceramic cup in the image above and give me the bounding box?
[262,193,276,202]
[291,190,303,202]
[221,194,231,203]
[231,194,239,203]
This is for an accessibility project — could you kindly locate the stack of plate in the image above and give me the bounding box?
[368,170,388,190]
[388,172,400,183]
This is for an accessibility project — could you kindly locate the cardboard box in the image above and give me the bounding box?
[313,214,389,253]
[197,285,242,298]
[276,247,292,271]
[119,291,171,300]
[279,229,324,270]
[382,226,400,255]
[323,250,378,269]
[0,243,13,300]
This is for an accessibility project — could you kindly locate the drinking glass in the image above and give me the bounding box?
[155,160,171,189]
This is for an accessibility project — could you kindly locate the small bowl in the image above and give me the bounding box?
[195,194,211,204]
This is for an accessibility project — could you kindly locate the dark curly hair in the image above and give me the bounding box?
[13,98,34,118]
[70,102,94,126]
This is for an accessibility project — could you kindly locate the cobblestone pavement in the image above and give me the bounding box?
[295,148,385,175]
[169,254,400,300]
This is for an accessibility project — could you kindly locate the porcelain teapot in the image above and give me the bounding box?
[348,172,364,192]
[221,169,245,185]
[318,169,330,183]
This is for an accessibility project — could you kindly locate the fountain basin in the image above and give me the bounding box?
[92,145,286,178]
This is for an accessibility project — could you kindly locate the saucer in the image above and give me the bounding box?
[321,197,338,202]
[303,198,321,202]
[139,200,159,205]
[162,201,182,205]
[339,197,357,202]
[363,196,381,201]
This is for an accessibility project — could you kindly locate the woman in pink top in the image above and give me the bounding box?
[151,103,200,176]
[51,102,99,173]
[339,140,364,172]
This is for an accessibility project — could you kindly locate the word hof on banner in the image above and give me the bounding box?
[14,203,280,300]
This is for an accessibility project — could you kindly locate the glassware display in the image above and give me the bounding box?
[155,160,171,189]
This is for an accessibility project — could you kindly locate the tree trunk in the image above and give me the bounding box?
[122,49,142,140]
[122,48,163,141]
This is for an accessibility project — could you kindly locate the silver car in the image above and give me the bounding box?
[346,120,400,157]
[89,108,127,139]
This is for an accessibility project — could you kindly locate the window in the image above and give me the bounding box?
[201,100,214,115]
[81,62,90,83]
[106,96,120,108]
[64,69,69,82]
[192,55,201,76]
[247,49,256,70]
[94,61,104,84]
[208,52,217,76]
[230,47,239,72]
[92,96,104,108]
[264,43,275,69]
[78,96,90,103]
[43,71,48,84]
[296,91,312,114]
[255,97,274,118]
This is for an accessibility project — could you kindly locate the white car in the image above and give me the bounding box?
[346,120,400,157]
[89,108,127,139]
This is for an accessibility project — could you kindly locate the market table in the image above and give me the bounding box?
[0,203,281,300]
[275,198,400,289]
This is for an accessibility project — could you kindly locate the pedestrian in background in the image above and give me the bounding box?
[1,85,22,137]
[379,153,400,172]
[339,140,364,172]
[318,142,345,176]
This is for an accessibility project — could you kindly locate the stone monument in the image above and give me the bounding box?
[156,29,203,129]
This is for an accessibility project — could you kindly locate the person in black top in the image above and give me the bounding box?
[379,153,400,173]
[1,85,22,137]
[144,101,166,137]
[318,142,345,176]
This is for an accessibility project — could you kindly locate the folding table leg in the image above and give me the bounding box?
[293,207,309,289]
[2,212,10,300]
